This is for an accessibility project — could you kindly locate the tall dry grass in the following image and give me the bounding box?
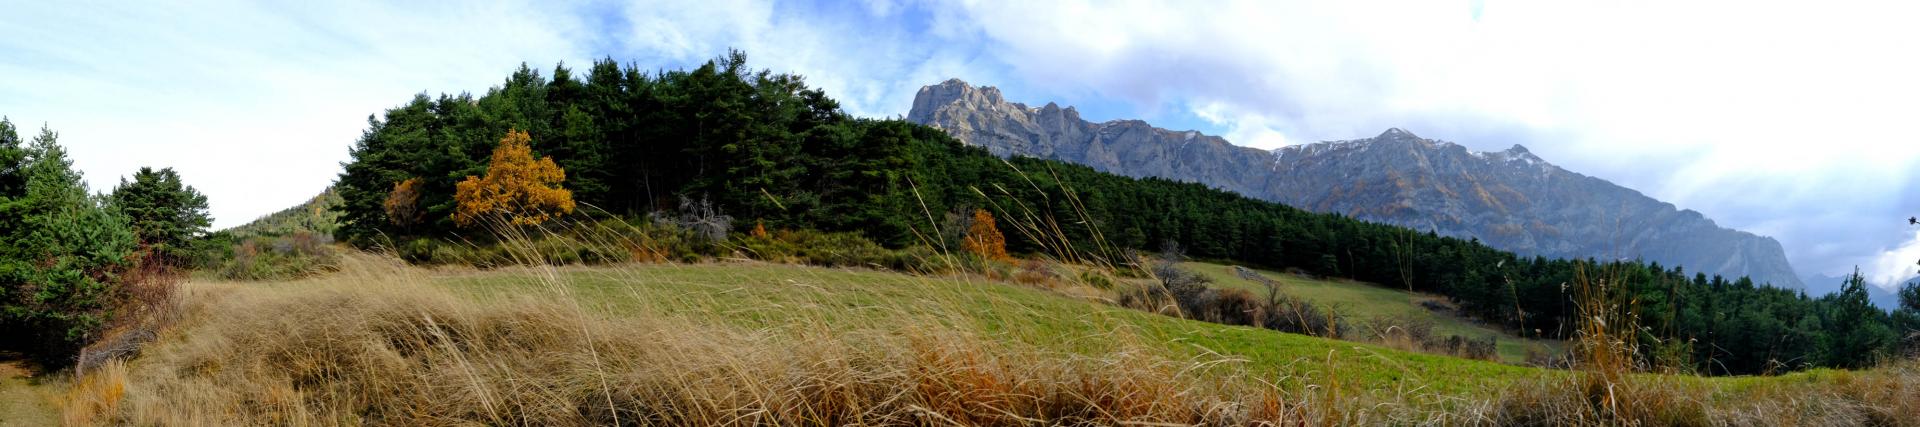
[49,193,1920,425]
[1482,262,1920,426]
[65,249,1370,425]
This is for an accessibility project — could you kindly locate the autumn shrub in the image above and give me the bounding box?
[960,208,1009,261]
[1011,259,1063,288]
[381,177,425,230]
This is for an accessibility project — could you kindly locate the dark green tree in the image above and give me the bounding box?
[0,124,137,366]
[110,167,212,264]
[1895,280,1920,355]
[1821,270,1897,369]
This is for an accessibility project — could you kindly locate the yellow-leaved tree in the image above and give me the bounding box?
[453,129,575,227]
[383,177,425,229]
[962,208,1009,261]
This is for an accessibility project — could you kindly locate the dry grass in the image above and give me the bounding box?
[57,361,125,426]
[1478,262,1920,426]
[53,252,1920,425]
[75,254,1360,426]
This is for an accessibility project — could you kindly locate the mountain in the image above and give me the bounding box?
[908,79,1804,289]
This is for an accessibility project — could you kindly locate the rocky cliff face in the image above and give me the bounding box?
[908,79,1805,289]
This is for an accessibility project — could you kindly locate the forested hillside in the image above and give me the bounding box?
[333,52,1918,375]
[226,188,341,238]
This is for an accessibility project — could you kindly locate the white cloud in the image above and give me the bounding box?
[4,0,1916,283]
[0,1,597,228]
[614,0,1000,119]
[1191,101,1290,150]
[923,0,1920,283]
[1869,230,1920,291]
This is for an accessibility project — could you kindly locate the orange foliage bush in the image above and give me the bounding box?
[383,177,425,228]
[962,209,1009,261]
[453,130,575,227]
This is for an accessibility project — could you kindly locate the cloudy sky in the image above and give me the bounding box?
[3,0,1918,289]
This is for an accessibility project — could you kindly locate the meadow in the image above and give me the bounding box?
[11,249,1911,425]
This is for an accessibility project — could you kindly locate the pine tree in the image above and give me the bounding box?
[0,117,24,197]
[109,166,212,264]
[1824,270,1897,368]
[0,124,136,366]
[453,130,575,227]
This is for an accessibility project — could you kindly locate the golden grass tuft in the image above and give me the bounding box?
[58,360,126,426]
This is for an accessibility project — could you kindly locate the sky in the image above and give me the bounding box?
[3,0,1918,290]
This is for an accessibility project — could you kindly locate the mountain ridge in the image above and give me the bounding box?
[908,79,1804,289]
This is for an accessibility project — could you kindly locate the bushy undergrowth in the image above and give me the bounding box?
[736,228,951,273]
[1120,261,1348,339]
[385,216,968,278]
[202,231,339,281]
[1360,314,1500,362]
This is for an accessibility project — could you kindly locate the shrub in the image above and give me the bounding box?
[1012,259,1062,288]
[1261,292,1346,338]
[1360,314,1497,361]
[1118,263,1346,339]
[738,228,898,268]
[213,231,339,281]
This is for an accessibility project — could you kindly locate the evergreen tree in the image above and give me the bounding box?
[109,166,212,264]
[1822,270,1896,368]
[1895,280,1920,355]
[0,118,24,197]
[0,124,136,366]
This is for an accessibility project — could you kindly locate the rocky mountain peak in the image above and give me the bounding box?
[909,78,1014,124]
[1378,127,1419,140]
[905,79,1806,290]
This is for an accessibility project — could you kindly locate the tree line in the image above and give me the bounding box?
[0,118,213,366]
[332,52,1919,375]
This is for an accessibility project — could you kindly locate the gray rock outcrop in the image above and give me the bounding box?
[908,79,1804,289]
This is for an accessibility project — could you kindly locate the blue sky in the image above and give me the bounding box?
[3,0,1919,289]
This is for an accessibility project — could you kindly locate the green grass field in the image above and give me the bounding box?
[430,261,1543,396]
[1178,262,1562,363]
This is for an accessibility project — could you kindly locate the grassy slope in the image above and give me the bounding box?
[1181,261,1562,363]
[0,360,57,427]
[435,262,1542,396]
[49,255,1920,424]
